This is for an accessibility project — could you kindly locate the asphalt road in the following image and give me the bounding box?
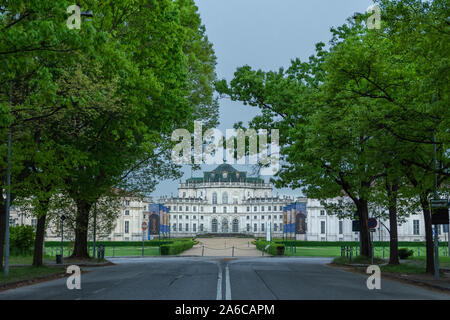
[0,257,448,300]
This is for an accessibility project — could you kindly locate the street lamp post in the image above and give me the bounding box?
[92,202,97,258]
[4,81,13,275]
[60,215,66,263]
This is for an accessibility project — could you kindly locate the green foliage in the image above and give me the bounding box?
[254,240,285,256]
[398,248,414,259]
[160,240,195,255]
[10,225,35,255]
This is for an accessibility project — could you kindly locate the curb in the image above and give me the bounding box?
[329,263,450,293]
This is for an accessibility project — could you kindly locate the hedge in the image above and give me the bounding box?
[254,240,285,256]
[45,238,195,248]
[268,240,448,247]
[160,240,196,255]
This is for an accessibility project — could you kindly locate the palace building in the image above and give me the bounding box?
[8,164,448,243]
[159,164,292,238]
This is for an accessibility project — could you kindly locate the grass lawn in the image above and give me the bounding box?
[45,246,161,257]
[10,255,55,265]
[0,266,65,285]
[283,245,450,260]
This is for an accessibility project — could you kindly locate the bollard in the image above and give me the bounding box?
[232,246,235,257]
[202,245,204,257]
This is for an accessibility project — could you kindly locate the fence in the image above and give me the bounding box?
[340,245,450,260]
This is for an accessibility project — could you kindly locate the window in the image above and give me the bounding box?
[232,219,239,233]
[254,216,257,219]
[179,206,182,211]
[279,206,282,211]
[193,216,196,220]
[125,210,130,216]
[254,224,257,232]
[125,200,130,206]
[212,192,217,204]
[31,218,37,228]
[179,215,182,219]
[186,223,189,231]
[247,224,250,232]
[201,206,204,212]
[247,207,250,212]
[279,215,282,219]
[268,215,271,220]
[320,210,325,216]
[213,207,216,213]
[173,223,177,232]
[201,216,204,220]
[261,223,265,232]
[183,192,186,198]
[234,207,238,213]
[193,206,196,212]
[444,225,449,233]
[274,223,278,231]
[254,206,257,212]
[125,221,129,234]
[223,207,227,213]
[321,221,326,234]
[185,215,188,220]
[200,224,204,232]
[186,206,189,211]
[413,220,420,235]
[179,223,182,231]
[222,192,228,204]
[212,219,218,233]
[247,216,250,220]
[261,206,265,211]
[193,224,197,232]
[268,206,272,211]
[339,221,343,235]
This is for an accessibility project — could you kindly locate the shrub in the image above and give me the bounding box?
[398,248,414,259]
[10,225,35,255]
[160,240,195,255]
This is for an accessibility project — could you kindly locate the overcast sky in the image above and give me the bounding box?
[150,0,374,199]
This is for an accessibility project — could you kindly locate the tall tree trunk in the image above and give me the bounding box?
[71,199,92,259]
[357,199,372,258]
[386,179,399,265]
[420,195,434,273]
[32,214,47,267]
[32,196,50,267]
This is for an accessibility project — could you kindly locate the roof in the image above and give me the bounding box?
[185,164,265,184]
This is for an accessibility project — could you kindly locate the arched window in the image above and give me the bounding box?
[212,219,218,233]
[212,192,217,204]
[222,219,229,233]
[222,192,228,204]
[232,219,239,233]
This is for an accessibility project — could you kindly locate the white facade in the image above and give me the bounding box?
[160,164,292,237]
[8,164,449,242]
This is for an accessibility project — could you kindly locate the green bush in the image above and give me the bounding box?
[10,225,35,255]
[254,240,285,256]
[160,240,195,255]
[398,248,414,259]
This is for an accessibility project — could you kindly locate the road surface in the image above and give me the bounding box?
[0,257,448,300]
